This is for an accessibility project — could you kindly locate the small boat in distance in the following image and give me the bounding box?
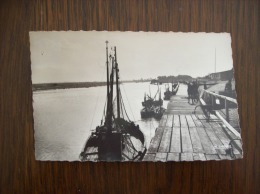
[80,41,146,161]
[164,82,179,100]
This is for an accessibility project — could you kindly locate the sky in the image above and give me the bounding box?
[30,31,233,83]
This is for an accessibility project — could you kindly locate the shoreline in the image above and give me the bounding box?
[32,80,151,91]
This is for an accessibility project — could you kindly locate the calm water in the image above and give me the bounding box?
[33,82,187,161]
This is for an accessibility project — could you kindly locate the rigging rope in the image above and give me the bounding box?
[89,62,106,130]
[123,135,138,157]
[153,87,159,100]
[121,84,135,121]
[89,87,102,131]
[120,89,131,121]
[119,92,125,119]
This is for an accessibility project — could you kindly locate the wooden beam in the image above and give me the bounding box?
[202,89,237,104]
[215,111,241,138]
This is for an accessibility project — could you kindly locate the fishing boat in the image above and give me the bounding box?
[164,82,179,100]
[141,88,165,120]
[79,41,146,161]
[140,105,165,120]
[142,87,163,107]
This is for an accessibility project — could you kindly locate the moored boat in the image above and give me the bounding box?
[164,82,179,100]
[141,88,165,120]
[80,41,146,161]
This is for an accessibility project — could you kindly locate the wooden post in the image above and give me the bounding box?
[225,98,230,122]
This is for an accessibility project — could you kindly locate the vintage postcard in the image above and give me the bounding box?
[30,31,242,162]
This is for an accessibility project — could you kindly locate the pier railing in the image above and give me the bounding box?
[200,89,237,121]
[200,89,241,149]
[199,89,240,137]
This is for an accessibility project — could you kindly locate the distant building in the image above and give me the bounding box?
[206,68,234,81]
[150,79,158,84]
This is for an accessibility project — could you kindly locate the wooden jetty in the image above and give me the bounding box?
[143,91,242,162]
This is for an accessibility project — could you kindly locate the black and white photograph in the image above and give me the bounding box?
[30,31,242,162]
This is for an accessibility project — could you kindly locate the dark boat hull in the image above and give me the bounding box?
[142,99,163,107]
[140,107,165,120]
[80,119,146,162]
[141,108,154,118]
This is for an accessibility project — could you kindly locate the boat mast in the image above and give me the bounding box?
[107,53,115,131]
[114,46,120,118]
[105,41,110,117]
[105,41,113,132]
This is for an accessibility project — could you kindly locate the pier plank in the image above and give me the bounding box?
[165,114,173,127]
[205,154,220,160]
[196,127,217,154]
[218,154,232,160]
[180,121,193,153]
[170,127,181,153]
[203,126,226,155]
[195,114,214,128]
[170,111,198,115]
[197,115,212,128]
[218,122,243,152]
[180,153,194,161]
[158,127,172,153]
[159,114,168,127]
[186,115,204,153]
[173,115,180,127]
[155,153,167,162]
[209,122,242,155]
[147,127,165,153]
[193,153,206,161]
[185,115,196,128]
[196,114,207,120]
[191,114,204,127]
[189,127,204,153]
[208,122,231,145]
[180,115,188,128]
[143,153,156,161]
[167,153,180,161]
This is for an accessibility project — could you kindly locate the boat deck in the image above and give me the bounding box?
[143,95,242,162]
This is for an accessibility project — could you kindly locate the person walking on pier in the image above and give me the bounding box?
[225,79,232,92]
[204,82,207,90]
[187,82,192,103]
[190,81,199,104]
